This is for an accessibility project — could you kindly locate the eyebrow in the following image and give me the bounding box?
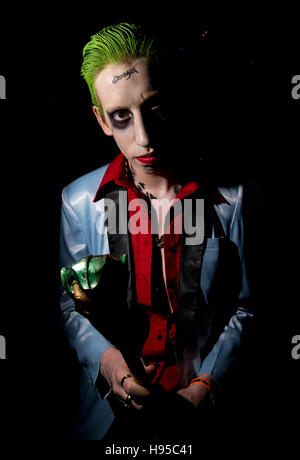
[106,91,160,114]
[106,106,127,114]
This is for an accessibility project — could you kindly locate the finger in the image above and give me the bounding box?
[114,385,129,402]
[139,356,156,374]
[144,364,156,374]
[120,374,133,388]
[117,395,144,411]
[71,283,90,303]
[115,376,146,400]
[126,393,145,411]
[123,378,151,398]
[116,390,144,411]
[131,400,144,411]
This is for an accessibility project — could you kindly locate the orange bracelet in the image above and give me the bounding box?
[190,377,212,391]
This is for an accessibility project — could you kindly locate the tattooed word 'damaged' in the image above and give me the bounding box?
[112,66,139,84]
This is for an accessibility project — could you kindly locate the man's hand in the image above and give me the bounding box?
[100,347,155,410]
[177,373,214,409]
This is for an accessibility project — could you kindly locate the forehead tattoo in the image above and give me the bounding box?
[112,66,139,84]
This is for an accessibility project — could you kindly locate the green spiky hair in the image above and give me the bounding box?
[81,23,158,116]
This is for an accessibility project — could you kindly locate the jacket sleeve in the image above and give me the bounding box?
[198,184,254,386]
[59,186,114,385]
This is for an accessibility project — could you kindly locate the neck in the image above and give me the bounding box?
[128,159,181,200]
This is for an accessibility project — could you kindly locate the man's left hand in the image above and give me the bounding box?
[176,373,214,408]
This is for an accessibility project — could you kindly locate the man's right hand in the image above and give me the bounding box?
[100,347,155,410]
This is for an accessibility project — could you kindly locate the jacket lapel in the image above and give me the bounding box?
[102,186,136,311]
[177,190,207,353]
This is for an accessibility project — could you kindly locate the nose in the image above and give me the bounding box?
[134,112,150,148]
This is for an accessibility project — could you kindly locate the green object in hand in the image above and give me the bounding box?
[60,254,127,296]
[61,253,147,384]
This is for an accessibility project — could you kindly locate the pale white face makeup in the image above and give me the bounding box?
[93,58,166,172]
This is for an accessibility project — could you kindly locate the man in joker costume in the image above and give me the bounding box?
[59,23,254,440]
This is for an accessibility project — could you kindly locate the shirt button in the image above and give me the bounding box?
[157,334,163,340]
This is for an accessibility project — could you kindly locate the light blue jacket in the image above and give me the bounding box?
[59,163,254,440]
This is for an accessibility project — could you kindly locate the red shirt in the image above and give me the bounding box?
[94,154,225,391]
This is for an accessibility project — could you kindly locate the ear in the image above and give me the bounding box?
[92,106,113,136]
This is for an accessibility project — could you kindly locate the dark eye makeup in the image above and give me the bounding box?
[107,97,165,130]
[107,109,132,129]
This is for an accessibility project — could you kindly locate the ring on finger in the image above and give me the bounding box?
[121,374,132,388]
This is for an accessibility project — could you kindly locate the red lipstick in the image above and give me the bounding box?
[136,153,158,165]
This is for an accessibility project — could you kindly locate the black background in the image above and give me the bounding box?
[0,3,299,449]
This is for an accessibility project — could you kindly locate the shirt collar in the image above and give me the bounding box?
[93,153,228,204]
[93,153,130,202]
